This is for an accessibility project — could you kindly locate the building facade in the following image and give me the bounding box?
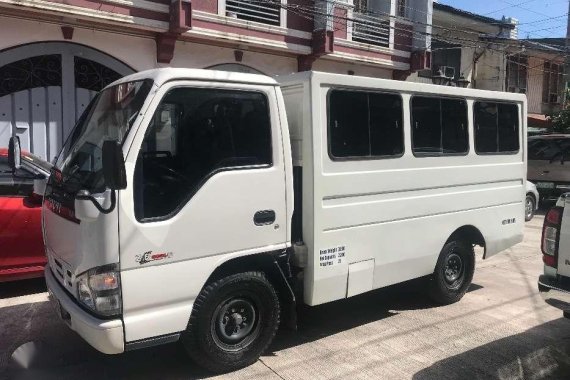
[0,0,432,161]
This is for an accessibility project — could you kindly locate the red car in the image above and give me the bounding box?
[0,148,51,282]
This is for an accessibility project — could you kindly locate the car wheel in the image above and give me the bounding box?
[525,194,536,222]
[182,271,280,373]
[428,240,475,305]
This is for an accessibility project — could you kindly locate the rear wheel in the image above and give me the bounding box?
[428,240,475,305]
[525,194,536,222]
[182,271,280,373]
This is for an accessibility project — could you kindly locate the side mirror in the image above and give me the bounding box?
[8,136,21,171]
[102,140,127,190]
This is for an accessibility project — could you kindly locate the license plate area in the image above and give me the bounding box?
[536,182,555,189]
[48,290,71,326]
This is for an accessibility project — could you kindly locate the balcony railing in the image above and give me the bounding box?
[352,12,390,48]
[226,0,281,26]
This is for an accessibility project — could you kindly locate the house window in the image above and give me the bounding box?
[354,0,367,12]
[543,62,563,104]
[432,41,461,80]
[397,0,406,17]
[506,55,527,94]
[225,0,282,26]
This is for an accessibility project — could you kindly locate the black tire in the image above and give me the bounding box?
[428,240,475,305]
[525,194,536,222]
[182,271,280,373]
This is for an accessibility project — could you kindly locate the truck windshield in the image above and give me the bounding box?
[55,79,153,193]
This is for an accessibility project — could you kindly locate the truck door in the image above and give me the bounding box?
[118,82,289,342]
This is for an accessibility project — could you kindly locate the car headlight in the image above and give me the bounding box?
[77,264,122,317]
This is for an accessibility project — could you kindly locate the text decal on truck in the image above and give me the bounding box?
[135,251,174,265]
[319,246,346,267]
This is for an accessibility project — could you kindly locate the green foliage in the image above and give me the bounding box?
[549,88,570,133]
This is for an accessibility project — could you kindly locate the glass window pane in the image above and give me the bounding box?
[498,103,519,152]
[135,88,272,220]
[441,98,468,154]
[475,102,498,153]
[369,93,403,156]
[412,97,442,154]
[329,90,369,158]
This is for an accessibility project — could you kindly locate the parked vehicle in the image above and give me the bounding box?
[526,181,539,221]
[528,134,570,201]
[0,148,50,282]
[538,194,570,319]
[11,69,526,372]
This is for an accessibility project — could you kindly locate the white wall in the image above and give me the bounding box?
[312,58,392,78]
[169,41,298,75]
[0,16,157,71]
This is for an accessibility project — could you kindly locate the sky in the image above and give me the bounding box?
[437,0,569,39]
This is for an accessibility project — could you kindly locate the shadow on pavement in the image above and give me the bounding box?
[268,278,460,353]
[413,318,570,380]
[0,278,451,379]
[0,278,46,299]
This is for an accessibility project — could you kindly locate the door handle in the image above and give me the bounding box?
[254,210,276,226]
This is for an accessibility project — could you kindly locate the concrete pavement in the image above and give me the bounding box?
[1,214,569,380]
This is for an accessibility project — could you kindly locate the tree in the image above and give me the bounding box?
[549,88,570,133]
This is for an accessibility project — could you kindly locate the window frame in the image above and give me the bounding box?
[326,87,405,162]
[409,94,470,158]
[473,100,521,156]
[134,85,274,223]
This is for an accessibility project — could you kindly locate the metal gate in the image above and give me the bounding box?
[0,42,134,162]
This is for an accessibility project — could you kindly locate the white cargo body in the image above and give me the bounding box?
[34,68,527,372]
[279,71,526,306]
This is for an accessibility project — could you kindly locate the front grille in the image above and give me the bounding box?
[49,254,75,295]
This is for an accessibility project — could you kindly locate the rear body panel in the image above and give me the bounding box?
[278,71,526,306]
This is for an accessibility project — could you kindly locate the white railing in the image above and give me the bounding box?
[352,12,390,47]
[226,0,281,26]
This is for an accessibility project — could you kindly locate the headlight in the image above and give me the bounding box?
[77,264,122,317]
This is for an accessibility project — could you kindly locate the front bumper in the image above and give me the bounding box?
[538,274,570,313]
[45,267,125,354]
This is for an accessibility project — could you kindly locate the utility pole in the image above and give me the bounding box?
[566,0,570,106]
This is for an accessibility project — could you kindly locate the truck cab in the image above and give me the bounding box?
[41,69,293,370]
[538,194,570,317]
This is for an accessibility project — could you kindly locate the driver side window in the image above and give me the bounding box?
[134,87,272,221]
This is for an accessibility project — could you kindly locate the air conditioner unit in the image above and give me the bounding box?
[439,66,456,79]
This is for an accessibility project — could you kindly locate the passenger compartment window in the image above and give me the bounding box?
[134,88,272,221]
[328,89,403,159]
[474,102,519,154]
[411,96,468,156]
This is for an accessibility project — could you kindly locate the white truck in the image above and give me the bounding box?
[538,194,570,318]
[8,69,527,372]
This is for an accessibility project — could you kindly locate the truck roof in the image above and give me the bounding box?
[107,68,279,90]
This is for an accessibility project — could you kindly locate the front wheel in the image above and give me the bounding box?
[182,271,280,373]
[428,240,475,305]
[525,194,536,222]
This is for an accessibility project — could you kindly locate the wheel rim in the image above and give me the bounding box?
[526,197,533,219]
[212,296,259,350]
[443,252,464,288]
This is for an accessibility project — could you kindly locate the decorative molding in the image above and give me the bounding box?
[326,51,410,70]
[335,38,411,58]
[101,0,169,13]
[0,0,169,31]
[192,10,312,40]
[184,26,312,54]
[61,25,74,39]
[156,32,177,63]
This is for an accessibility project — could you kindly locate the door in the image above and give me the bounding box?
[118,82,288,342]
[0,42,134,162]
[0,156,45,280]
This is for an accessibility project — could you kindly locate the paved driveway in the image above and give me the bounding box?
[1,214,569,380]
